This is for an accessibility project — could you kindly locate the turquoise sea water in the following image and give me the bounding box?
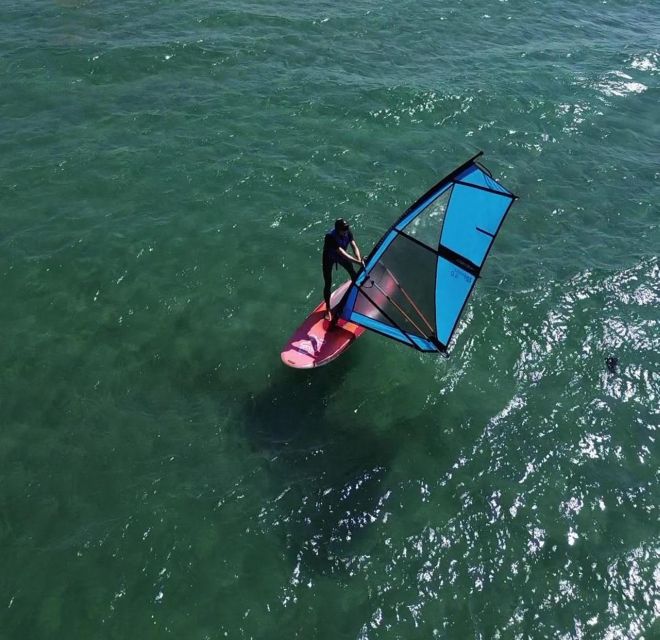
[1,0,658,637]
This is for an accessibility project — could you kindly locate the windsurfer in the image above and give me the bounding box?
[322,218,364,322]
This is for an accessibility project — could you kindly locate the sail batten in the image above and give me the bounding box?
[339,154,517,354]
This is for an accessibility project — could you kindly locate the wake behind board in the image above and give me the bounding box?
[281,280,365,369]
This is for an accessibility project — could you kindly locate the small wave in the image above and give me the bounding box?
[595,70,647,98]
[630,51,659,73]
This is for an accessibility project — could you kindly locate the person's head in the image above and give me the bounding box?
[334,218,350,236]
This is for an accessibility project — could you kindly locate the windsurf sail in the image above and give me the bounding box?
[339,152,517,354]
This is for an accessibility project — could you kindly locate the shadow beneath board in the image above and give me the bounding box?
[240,349,401,564]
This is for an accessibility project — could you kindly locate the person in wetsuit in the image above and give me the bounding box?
[322,218,363,321]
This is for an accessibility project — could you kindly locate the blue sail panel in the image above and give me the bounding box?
[435,258,475,346]
[440,183,512,267]
[456,164,513,196]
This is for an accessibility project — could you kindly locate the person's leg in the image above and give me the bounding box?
[337,257,357,283]
[322,260,333,320]
[328,258,357,325]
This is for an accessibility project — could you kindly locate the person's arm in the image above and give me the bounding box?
[337,246,362,265]
[349,239,362,264]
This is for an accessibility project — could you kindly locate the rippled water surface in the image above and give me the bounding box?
[1,0,658,638]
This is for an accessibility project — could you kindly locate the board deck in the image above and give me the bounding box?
[281,280,365,369]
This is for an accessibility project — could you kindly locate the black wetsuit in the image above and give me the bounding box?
[322,229,357,311]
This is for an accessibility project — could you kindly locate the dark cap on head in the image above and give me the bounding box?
[334,218,350,232]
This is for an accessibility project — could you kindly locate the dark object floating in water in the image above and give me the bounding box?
[606,356,618,373]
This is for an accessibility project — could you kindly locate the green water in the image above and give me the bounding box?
[1,0,658,638]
